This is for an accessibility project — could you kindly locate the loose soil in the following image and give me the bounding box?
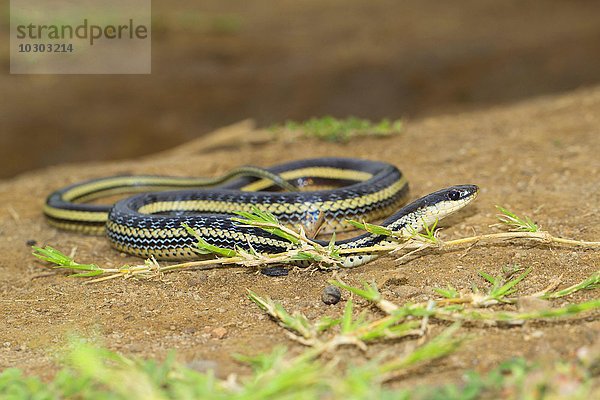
[1,87,599,388]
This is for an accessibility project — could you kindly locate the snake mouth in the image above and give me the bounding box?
[463,185,479,205]
[450,184,479,211]
[468,184,480,197]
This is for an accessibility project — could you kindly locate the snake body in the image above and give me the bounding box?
[44,158,478,267]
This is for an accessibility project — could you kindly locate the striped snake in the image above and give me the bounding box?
[44,158,478,267]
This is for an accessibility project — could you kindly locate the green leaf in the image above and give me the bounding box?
[315,316,341,332]
[359,319,420,342]
[346,220,393,236]
[182,224,237,257]
[329,280,381,303]
[327,232,340,259]
[544,270,600,299]
[341,298,354,334]
[433,286,459,299]
[494,267,532,298]
[247,289,270,312]
[232,206,300,244]
[273,116,403,143]
[379,324,464,373]
[32,246,101,272]
[496,206,539,232]
[421,218,439,239]
[478,271,497,285]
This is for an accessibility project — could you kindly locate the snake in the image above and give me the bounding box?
[44,158,479,268]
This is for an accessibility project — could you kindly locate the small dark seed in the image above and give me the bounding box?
[321,285,341,305]
[26,239,37,247]
[260,266,289,277]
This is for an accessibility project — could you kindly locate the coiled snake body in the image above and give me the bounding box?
[44,158,478,267]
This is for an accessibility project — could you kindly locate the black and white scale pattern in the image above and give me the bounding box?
[106,158,409,259]
[106,158,477,265]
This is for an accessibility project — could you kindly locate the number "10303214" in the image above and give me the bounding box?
[18,43,74,53]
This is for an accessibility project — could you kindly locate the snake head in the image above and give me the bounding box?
[386,184,479,236]
[428,184,479,215]
[419,184,479,224]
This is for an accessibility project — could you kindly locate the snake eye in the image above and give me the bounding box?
[448,190,462,201]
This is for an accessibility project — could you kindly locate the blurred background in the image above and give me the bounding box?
[2,0,600,178]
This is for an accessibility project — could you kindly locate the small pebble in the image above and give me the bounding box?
[211,327,228,339]
[321,285,341,305]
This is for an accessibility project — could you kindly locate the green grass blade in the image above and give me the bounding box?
[345,220,393,236]
[329,280,381,303]
[433,286,459,299]
[232,206,300,244]
[478,271,497,285]
[544,271,600,299]
[182,223,237,257]
[379,324,463,374]
[494,267,532,298]
[496,206,540,232]
[32,246,101,272]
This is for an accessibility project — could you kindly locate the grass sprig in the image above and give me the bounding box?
[433,285,460,299]
[32,246,104,278]
[346,219,394,236]
[478,266,532,303]
[232,206,301,244]
[182,223,238,257]
[247,289,425,356]
[247,289,316,342]
[377,324,464,378]
[496,205,540,232]
[330,268,600,326]
[344,206,600,264]
[543,271,599,299]
[273,116,403,143]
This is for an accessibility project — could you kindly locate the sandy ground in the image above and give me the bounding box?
[0,86,599,386]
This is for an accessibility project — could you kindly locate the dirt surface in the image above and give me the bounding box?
[1,87,599,386]
[3,0,600,178]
